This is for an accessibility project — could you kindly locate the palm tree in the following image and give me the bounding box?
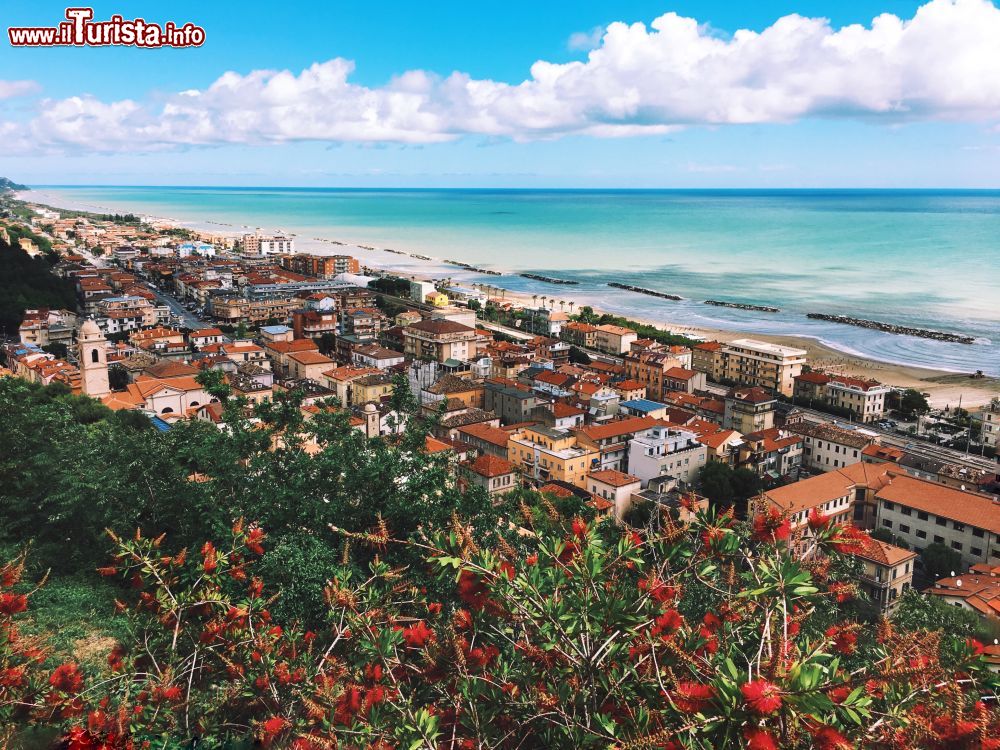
[532,294,538,308]
[559,300,566,311]
[568,301,575,315]
[541,296,548,310]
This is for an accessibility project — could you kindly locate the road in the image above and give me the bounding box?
[145,285,210,330]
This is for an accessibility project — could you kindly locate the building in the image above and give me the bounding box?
[787,421,877,473]
[410,280,437,304]
[574,416,660,472]
[243,234,294,255]
[594,324,638,355]
[461,454,520,497]
[77,319,110,398]
[560,321,599,349]
[978,400,1000,452]
[484,379,538,425]
[507,425,600,489]
[454,422,510,458]
[587,470,643,520]
[926,564,1000,622]
[723,387,776,434]
[352,345,405,370]
[351,372,396,406]
[715,339,807,397]
[403,319,477,363]
[848,534,917,614]
[739,427,803,480]
[279,253,359,278]
[871,473,1000,570]
[691,341,724,382]
[189,328,226,350]
[793,371,891,423]
[663,367,706,395]
[627,425,707,487]
[623,350,690,401]
[285,350,336,381]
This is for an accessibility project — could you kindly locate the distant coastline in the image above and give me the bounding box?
[18,186,1000,393]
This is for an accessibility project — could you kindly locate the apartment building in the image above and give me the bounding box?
[715,338,807,397]
[242,234,294,255]
[850,534,917,614]
[739,427,803,479]
[560,321,599,349]
[279,253,359,278]
[627,425,707,487]
[403,318,477,363]
[787,421,877,472]
[574,416,660,472]
[793,371,891,423]
[587,470,643,520]
[978,400,999,451]
[723,387,776,434]
[483,378,538,425]
[691,341,725,382]
[872,474,1000,570]
[623,349,689,401]
[507,425,600,489]
[210,296,297,325]
[593,324,638,355]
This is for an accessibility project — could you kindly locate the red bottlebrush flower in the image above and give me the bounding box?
[741,680,783,715]
[966,637,985,656]
[651,609,684,637]
[828,582,854,603]
[201,541,217,574]
[260,716,288,744]
[107,644,126,672]
[246,526,266,556]
[700,525,727,549]
[0,592,28,615]
[744,727,779,750]
[95,566,118,578]
[639,575,678,604]
[827,685,851,704]
[249,577,264,598]
[829,524,868,554]
[49,662,84,694]
[402,620,434,648]
[571,517,587,539]
[752,509,791,544]
[454,608,473,630]
[0,665,26,687]
[456,571,488,610]
[255,675,270,690]
[498,560,515,580]
[526,553,538,566]
[671,682,716,713]
[812,726,853,750]
[702,612,722,632]
[807,509,830,531]
[826,625,858,655]
[427,602,442,614]
[160,684,183,702]
[303,630,316,644]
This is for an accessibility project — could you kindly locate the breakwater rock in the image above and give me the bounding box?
[806,313,975,344]
[609,282,682,301]
[705,300,780,313]
[520,273,579,285]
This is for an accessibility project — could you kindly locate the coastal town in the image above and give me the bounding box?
[2,189,999,642]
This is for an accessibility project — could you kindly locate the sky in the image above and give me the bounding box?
[2,0,1000,187]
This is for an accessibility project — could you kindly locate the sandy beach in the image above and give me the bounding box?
[21,189,1000,410]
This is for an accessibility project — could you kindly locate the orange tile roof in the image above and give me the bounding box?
[467,453,516,478]
[576,416,658,441]
[875,473,1000,536]
[455,422,509,448]
[614,379,646,391]
[765,463,893,515]
[287,350,335,365]
[849,532,916,567]
[588,469,640,488]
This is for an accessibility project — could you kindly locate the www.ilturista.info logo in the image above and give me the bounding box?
[8,7,205,48]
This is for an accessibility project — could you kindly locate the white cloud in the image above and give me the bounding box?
[568,26,605,51]
[7,0,1000,153]
[0,79,39,99]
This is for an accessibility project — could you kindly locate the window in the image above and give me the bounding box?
[973,528,985,538]
[953,522,965,532]
[933,535,944,544]
[935,516,946,527]
[916,530,927,539]
[971,547,982,557]
[884,501,895,511]
[918,511,929,521]
[91,349,99,363]
[901,507,912,516]
[882,520,892,529]
[899,524,910,534]
[951,541,962,551]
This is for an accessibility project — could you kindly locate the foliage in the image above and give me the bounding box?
[0,233,77,333]
[698,462,763,513]
[892,389,931,419]
[4,507,1000,749]
[368,276,412,298]
[568,345,592,365]
[891,588,984,641]
[871,528,909,550]
[920,542,964,580]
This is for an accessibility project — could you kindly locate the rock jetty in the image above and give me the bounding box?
[705,300,780,313]
[608,282,682,301]
[445,259,502,275]
[806,313,975,344]
[520,273,578,285]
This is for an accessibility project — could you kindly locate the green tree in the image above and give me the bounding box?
[920,542,963,579]
[897,388,930,418]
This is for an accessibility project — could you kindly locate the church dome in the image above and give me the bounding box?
[80,318,101,336]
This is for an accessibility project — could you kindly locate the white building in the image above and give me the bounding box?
[627,424,707,488]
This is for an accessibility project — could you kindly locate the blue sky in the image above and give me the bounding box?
[2,0,1000,186]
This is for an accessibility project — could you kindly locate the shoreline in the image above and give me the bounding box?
[18,188,1000,409]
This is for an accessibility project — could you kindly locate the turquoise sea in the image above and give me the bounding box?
[31,187,1000,375]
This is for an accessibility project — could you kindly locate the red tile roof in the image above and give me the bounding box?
[467,453,516,478]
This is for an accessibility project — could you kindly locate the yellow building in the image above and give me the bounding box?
[426,292,449,307]
[507,425,599,489]
[351,372,395,406]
